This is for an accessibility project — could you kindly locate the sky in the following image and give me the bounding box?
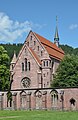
[0,0,78,48]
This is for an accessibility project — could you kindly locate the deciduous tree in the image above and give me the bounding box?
[52,54,78,87]
[0,46,10,90]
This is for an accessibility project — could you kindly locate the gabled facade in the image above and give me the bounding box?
[0,29,78,111]
[10,30,64,90]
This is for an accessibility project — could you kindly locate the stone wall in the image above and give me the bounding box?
[0,88,78,111]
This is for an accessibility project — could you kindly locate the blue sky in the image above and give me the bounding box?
[0,0,78,48]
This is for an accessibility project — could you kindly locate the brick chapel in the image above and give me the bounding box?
[0,24,78,111]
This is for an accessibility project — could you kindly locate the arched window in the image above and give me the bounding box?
[70,98,76,110]
[22,63,24,71]
[41,51,43,56]
[51,90,58,108]
[34,41,36,45]
[52,61,54,68]
[25,58,27,71]
[70,98,75,106]
[30,36,32,40]
[46,61,48,66]
[20,91,27,109]
[35,90,42,109]
[28,62,30,71]
[43,61,45,66]
[37,46,39,51]
[12,65,14,70]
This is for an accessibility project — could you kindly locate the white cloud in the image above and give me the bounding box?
[0,12,45,43]
[69,24,78,30]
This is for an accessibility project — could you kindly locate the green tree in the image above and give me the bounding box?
[0,46,10,90]
[60,44,74,55]
[52,54,78,87]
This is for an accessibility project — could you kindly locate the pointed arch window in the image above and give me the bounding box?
[51,90,58,108]
[41,51,43,56]
[52,61,54,68]
[70,98,75,106]
[28,62,30,71]
[30,36,32,40]
[34,41,36,45]
[43,61,45,66]
[22,63,24,71]
[25,58,27,71]
[46,61,48,66]
[12,65,14,70]
[37,46,39,51]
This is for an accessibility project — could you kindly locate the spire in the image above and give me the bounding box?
[11,51,17,64]
[54,16,59,47]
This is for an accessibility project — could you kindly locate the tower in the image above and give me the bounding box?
[54,16,59,47]
[10,51,17,73]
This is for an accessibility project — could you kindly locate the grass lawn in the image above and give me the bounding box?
[0,110,78,120]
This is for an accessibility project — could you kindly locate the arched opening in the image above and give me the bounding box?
[35,90,42,109]
[70,98,76,110]
[20,91,27,110]
[7,92,12,108]
[50,89,58,109]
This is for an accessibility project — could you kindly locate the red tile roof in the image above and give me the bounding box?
[34,32,64,60]
[29,48,41,65]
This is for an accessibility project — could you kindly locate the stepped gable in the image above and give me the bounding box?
[34,32,64,60]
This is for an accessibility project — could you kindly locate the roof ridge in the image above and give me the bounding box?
[34,32,64,54]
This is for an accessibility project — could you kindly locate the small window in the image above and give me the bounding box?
[41,51,43,56]
[37,46,39,51]
[44,74,46,77]
[34,41,36,45]
[43,61,45,66]
[70,98,75,106]
[28,62,30,71]
[22,63,24,71]
[52,61,54,68]
[25,58,27,71]
[27,42,29,46]
[12,65,14,70]
[46,61,48,66]
[25,48,26,53]
[30,36,32,40]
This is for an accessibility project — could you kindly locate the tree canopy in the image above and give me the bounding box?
[0,43,23,61]
[52,54,78,87]
[0,46,10,90]
[0,43,78,61]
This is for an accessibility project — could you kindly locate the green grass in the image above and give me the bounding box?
[0,110,78,120]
